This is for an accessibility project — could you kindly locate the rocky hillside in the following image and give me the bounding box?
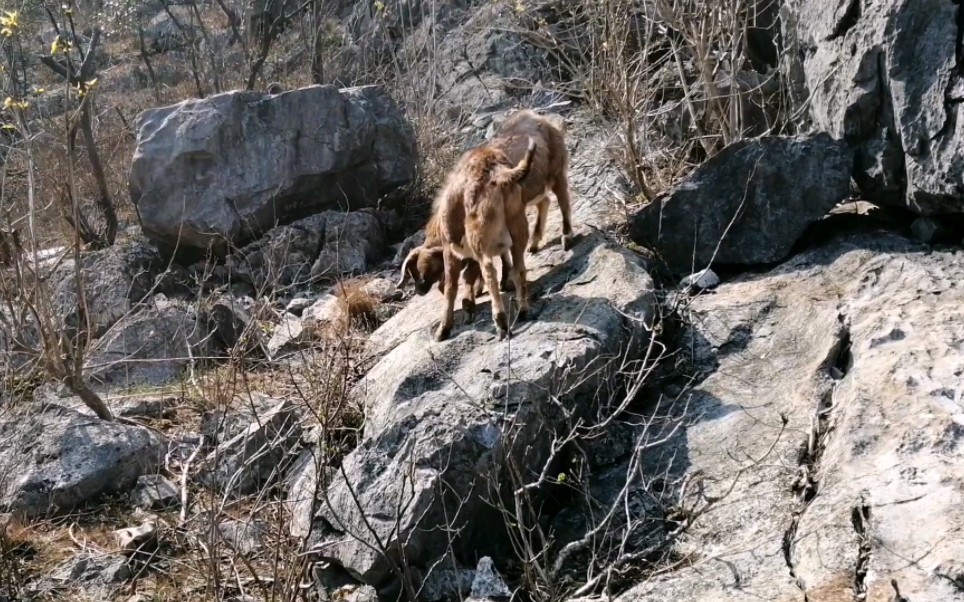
[0,0,963,601]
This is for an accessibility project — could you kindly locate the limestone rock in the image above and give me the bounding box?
[86,304,210,391]
[224,211,385,292]
[51,236,162,339]
[469,557,511,601]
[311,232,656,586]
[616,232,964,601]
[198,397,302,497]
[783,0,964,214]
[630,133,853,274]
[130,474,179,510]
[130,85,415,255]
[217,518,269,554]
[0,405,164,518]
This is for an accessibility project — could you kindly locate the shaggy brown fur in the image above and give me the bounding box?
[398,109,573,308]
[431,138,537,341]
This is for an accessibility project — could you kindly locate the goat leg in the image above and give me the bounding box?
[552,180,574,251]
[482,257,509,339]
[509,223,531,323]
[461,259,482,321]
[528,195,550,253]
[435,248,461,342]
[499,251,515,292]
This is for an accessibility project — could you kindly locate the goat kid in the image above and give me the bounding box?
[397,109,574,304]
[434,138,537,341]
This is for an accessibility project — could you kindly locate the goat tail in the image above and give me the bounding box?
[503,137,537,184]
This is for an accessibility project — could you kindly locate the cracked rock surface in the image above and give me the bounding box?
[617,231,964,601]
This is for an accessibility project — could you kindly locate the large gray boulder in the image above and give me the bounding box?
[0,405,164,518]
[784,0,964,215]
[616,231,964,601]
[129,84,416,255]
[630,134,853,274]
[223,210,385,292]
[52,236,162,340]
[306,231,656,587]
[85,302,211,392]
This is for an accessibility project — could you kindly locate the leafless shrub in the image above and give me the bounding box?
[507,0,791,200]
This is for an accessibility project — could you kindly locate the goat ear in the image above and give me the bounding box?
[496,137,537,185]
[398,248,420,288]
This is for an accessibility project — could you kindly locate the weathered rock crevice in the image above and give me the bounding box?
[851,497,872,600]
[826,0,861,41]
[783,319,850,596]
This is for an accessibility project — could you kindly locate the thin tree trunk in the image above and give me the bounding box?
[79,102,117,247]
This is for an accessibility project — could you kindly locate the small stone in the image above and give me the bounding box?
[130,474,179,510]
[680,268,721,292]
[217,519,268,554]
[286,297,312,315]
[331,584,378,602]
[266,313,307,358]
[469,557,511,600]
[113,520,158,556]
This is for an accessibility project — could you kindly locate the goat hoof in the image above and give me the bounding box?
[435,324,452,342]
[527,243,540,254]
[517,308,530,322]
[561,235,572,251]
[462,299,476,321]
[495,312,510,335]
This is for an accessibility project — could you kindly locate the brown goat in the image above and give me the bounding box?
[397,195,511,319]
[398,109,573,307]
[433,138,537,341]
[489,109,574,253]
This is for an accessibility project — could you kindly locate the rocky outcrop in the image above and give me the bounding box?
[85,302,210,391]
[199,396,302,497]
[630,133,853,273]
[52,235,162,339]
[0,405,164,518]
[784,0,964,215]
[617,231,964,601]
[143,6,198,54]
[129,84,416,255]
[305,231,656,587]
[223,210,385,292]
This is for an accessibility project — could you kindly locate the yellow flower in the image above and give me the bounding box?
[34,87,45,95]
[2,97,28,111]
[51,37,62,55]
[1,124,16,130]
[0,10,20,37]
[73,77,97,98]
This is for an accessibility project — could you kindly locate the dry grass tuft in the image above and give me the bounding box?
[334,279,380,334]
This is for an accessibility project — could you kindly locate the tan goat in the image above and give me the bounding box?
[490,109,574,252]
[397,195,511,320]
[398,109,573,304]
[432,138,537,341]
